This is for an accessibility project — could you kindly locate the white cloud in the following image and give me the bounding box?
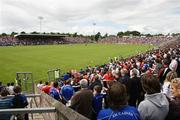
[0,0,180,34]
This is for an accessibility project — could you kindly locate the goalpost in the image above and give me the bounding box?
[47,68,61,82]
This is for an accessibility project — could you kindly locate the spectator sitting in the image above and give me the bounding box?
[0,88,13,120]
[12,86,28,120]
[166,78,180,120]
[138,74,169,120]
[97,81,140,120]
[70,79,93,119]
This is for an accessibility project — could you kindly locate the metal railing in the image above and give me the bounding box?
[0,107,56,114]
[0,94,41,98]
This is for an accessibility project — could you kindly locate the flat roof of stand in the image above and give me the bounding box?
[15,34,68,38]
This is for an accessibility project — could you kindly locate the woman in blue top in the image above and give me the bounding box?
[97,82,140,120]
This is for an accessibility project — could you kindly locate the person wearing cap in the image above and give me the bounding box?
[70,79,93,119]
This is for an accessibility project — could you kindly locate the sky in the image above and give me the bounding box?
[0,0,180,35]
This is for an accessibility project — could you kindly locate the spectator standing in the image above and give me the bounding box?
[89,75,103,90]
[118,69,131,96]
[166,78,180,120]
[162,71,177,99]
[138,74,169,120]
[92,85,105,119]
[158,58,171,84]
[169,55,178,72]
[42,81,51,94]
[61,79,74,106]
[70,79,93,119]
[37,81,43,90]
[97,82,140,120]
[49,82,61,101]
[129,69,142,107]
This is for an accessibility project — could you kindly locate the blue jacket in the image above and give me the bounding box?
[97,106,140,120]
[92,93,105,114]
[50,87,60,100]
[61,85,74,101]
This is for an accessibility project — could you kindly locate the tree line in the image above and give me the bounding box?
[1,31,180,42]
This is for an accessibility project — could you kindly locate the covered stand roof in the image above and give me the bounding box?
[15,34,67,39]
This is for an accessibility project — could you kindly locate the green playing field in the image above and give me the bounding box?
[0,44,154,83]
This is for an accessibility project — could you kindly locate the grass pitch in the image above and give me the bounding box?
[0,44,154,83]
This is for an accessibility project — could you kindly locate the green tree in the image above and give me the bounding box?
[94,32,101,42]
[20,31,26,34]
[117,32,124,37]
[73,32,77,37]
[124,31,131,36]
[10,32,18,36]
[130,31,141,36]
[1,33,7,36]
[145,34,153,37]
[31,31,39,34]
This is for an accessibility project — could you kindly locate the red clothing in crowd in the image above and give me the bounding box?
[42,85,51,94]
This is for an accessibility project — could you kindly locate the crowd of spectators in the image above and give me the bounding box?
[99,36,176,46]
[0,36,17,46]
[0,82,29,120]
[0,36,91,46]
[0,35,178,46]
[1,38,180,120]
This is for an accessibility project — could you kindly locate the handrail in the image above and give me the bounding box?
[0,94,41,98]
[0,107,56,114]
